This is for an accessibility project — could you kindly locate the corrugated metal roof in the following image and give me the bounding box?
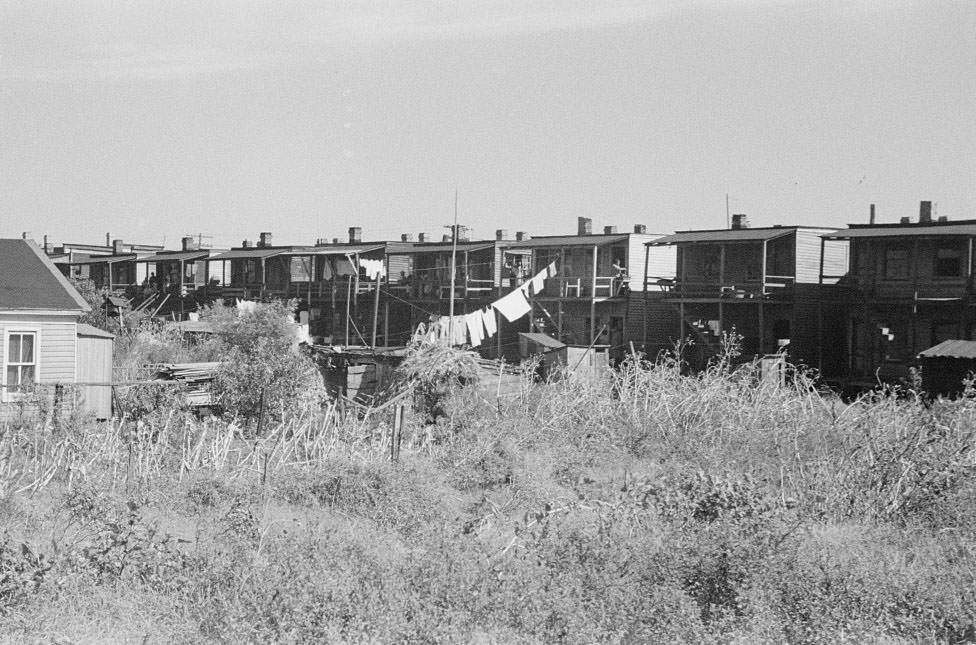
[76,323,115,338]
[136,250,212,263]
[0,239,90,311]
[918,339,976,359]
[210,248,288,261]
[288,244,386,256]
[503,234,629,248]
[389,242,496,254]
[824,223,976,240]
[56,252,138,265]
[647,227,802,246]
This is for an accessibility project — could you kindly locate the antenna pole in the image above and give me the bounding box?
[726,193,730,229]
[448,190,459,344]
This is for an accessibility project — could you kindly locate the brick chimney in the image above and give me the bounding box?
[634,224,647,234]
[604,225,617,235]
[731,214,750,230]
[182,236,197,251]
[349,227,362,243]
[241,239,252,248]
[516,231,530,241]
[900,217,911,224]
[401,233,413,242]
[332,237,340,244]
[442,234,451,242]
[496,229,509,241]
[456,226,470,242]
[113,239,125,254]
[577,217,592,236]
[258,232,272,248]
[869,204,876,225]
[919,201,933,224]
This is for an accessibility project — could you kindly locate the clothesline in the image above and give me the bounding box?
[419,261,557,347]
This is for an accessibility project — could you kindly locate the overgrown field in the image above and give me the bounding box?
[1,351,975,643]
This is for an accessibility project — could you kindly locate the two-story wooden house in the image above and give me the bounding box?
[51,238,163,292]
[821,202,976,383]
[496,218,675,362]
[645,216,848,369]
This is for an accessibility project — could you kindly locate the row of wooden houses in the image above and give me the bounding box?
[6,201,976,415]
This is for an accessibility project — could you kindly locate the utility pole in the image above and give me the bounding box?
[446,190,459,345]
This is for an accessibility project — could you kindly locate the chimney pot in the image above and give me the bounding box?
[113,239,125,254]
[106,233,111,247]
[938,215,948,223]
[315,238,329,246]
[496,229,509,241]
[516,231,530,241]
[577,217,592,236]
[900,216,911,225]
[418,233,427,243]
[401,233,413,242]
[869,203,876,225]
[634,224,647,234]
[181,236,197,251]
[919,201,933,224]
[731,214,750,230]
[603,225,617,235]
[332,237,340,244]
[348,227,362,244]
[258,232,272,248]
[241,239,251,248]
[456,226,470,242]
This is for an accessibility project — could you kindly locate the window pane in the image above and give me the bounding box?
[20,334,34,363]
[8,335,20,363]
[19,365,34,385]
[6,366,17,387]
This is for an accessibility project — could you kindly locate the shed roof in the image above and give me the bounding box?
[56,252,138,265]
[519,332,567,350]
[824,222,976,240]
[646,227,809,246]
[918,339,976,359]
[76,323,115,339]
[389,241,496,254]
[0,239,90,311]
[288,244,386,256]
[136,250,212,263]
[210,248,288,261]
[503,234,629,248]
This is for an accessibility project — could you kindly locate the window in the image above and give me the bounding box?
[884,246,910,280]
[935,244,963,278]
[4,331,38,399]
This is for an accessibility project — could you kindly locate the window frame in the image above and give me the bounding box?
[933,241,965,279]
[883,244,911,281]
[2,327,41,403]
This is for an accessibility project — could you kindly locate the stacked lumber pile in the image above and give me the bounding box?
[153,362,221,407]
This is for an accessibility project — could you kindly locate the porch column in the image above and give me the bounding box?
[718,243,726,335]
[759,240,768,354]
[591,244,598,342]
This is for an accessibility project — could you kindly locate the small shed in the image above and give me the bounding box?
[917,340,976,397]
[518,333,567,379]
[75,324,114,419]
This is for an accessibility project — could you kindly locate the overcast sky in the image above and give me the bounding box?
[1,1,974,247]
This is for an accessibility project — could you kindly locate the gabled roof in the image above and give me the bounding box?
[503,233,630,248]
[824,221,976,240]
[0,239,90,312]
[646,227,818,246]
[918,339,976,359]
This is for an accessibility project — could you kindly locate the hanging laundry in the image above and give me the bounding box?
[451,316,468,346]
[359,258,386,280]
[528,270,546,296]
[465,311,485,347]
[493,287,531,322]
[546,261,558,278]
[481,307,497,337]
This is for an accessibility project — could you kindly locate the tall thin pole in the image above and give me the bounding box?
[448,190,459,344]
[726,193,730,230]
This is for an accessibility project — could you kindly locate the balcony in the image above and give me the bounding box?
[652,276,796,300]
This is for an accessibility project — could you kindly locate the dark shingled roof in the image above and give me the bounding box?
[0,239,90,312]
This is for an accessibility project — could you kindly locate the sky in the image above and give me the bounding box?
[1,0,974,248]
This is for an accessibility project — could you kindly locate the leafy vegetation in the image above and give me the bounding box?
[0,337,974,642]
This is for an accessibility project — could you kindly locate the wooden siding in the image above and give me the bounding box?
[0,314,77,385]
[796,230,848,284]
[850,236,974,300]
[629,234,676,288]
[76,334,113,419]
